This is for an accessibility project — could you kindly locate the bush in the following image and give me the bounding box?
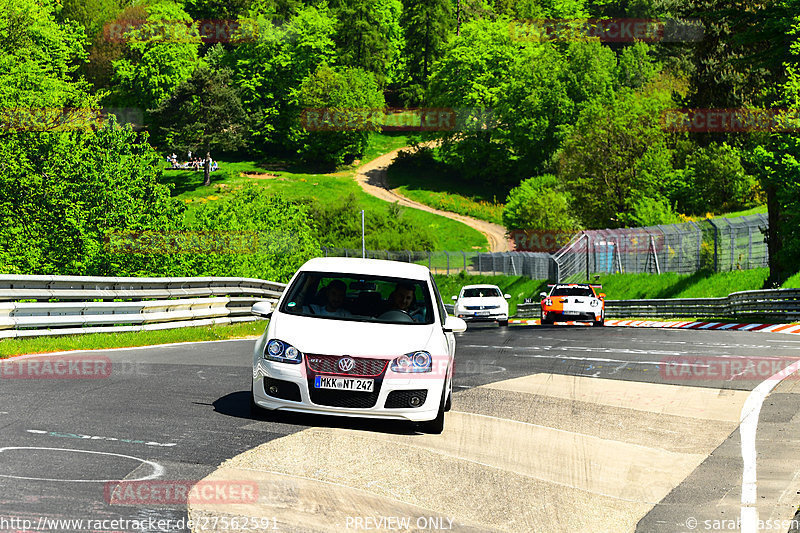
[186,187,320,282]
[502,175,579,231]
[305,193,438,251]
[671,143,761,215]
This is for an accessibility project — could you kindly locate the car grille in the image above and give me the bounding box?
[385,389,428,409]
[465,305,499,310]
[305,354,388,377]
[262,377,301,402]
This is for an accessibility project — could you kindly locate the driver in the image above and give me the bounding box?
[386,283,425,322]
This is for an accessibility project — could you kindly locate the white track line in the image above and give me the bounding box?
[739,358,800,533]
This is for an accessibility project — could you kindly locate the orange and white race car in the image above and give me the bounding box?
[539,283,605,326]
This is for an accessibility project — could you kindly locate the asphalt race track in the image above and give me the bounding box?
[3,325,800,532]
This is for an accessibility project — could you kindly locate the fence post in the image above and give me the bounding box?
[585,234,590,281]
[344,249,349,258]
[708,219,719,272]
[462,251,466,272]
[748,226,752,269]
[445,251,450,275]
[730,230,735,270]
[492,253,496,274]
[478,254,482,274]
[428,251,431,269]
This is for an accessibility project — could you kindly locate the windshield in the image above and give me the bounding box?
[279,271,435,324]
[551,286,595,297]
[462,287,501,298]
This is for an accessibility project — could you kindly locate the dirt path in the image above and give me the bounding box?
[354,147,512,252]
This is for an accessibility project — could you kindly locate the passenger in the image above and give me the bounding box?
[305,280,352,318]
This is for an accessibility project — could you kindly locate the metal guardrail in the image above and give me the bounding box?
[515,288,800,322]
[0,275,286,339]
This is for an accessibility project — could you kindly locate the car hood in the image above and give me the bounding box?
[457,297,506,307]
[270,313,436,358]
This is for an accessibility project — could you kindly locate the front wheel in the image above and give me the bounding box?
[593,319,604,327]
[498,319,509,328]
[420,387,446,434]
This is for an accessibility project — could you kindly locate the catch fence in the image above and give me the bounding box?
[321,214,768,282]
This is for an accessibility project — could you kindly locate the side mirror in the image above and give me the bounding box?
[599,293,606,299]
[251,301,273,318]
[443,316,467,333]
[451,295,458,301]
[539,292,547,299]
[503,294,511,299]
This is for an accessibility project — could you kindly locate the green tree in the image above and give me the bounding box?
[0,121,185,276]
[292,64,385,166]
[0,0,98,131]
[672,143,760,215]
[747,14,800,284]
[110,2,201,111]
[231,5,337,152]
[558,85,679,228]
[400,0,453,102]
[150,63,248,167]
[331,0,403,85]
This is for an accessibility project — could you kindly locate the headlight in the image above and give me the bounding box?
[391,351,432,373]
[264,339,303,364]
[590,299,599,307]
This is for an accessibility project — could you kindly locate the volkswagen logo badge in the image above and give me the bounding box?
[338,356,355,372]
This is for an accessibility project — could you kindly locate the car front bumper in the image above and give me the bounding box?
[542,309,602,322]
[252,360,445,422]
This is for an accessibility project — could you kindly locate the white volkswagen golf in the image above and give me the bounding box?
[250,257,467,433]
[452,284,510,327]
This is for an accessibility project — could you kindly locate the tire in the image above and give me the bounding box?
[498,319,509,328]
[593,320,604,327]
[420,386,446,434]
[444,377,453,412]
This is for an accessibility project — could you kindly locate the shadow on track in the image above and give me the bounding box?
[212,391,420,436]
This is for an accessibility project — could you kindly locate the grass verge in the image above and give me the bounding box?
[593,269,771,300]
[0,321,267,358]
[386,163,505,225]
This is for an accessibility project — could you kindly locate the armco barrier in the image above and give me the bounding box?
[0,275,285,339]
[515,288,800,322]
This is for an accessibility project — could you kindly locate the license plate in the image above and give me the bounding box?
[474,311,490,316]
[562,310,580,316]
[314,376,374,392]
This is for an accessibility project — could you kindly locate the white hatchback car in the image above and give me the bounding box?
[452,284,510,327]
[250,257,467,433]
